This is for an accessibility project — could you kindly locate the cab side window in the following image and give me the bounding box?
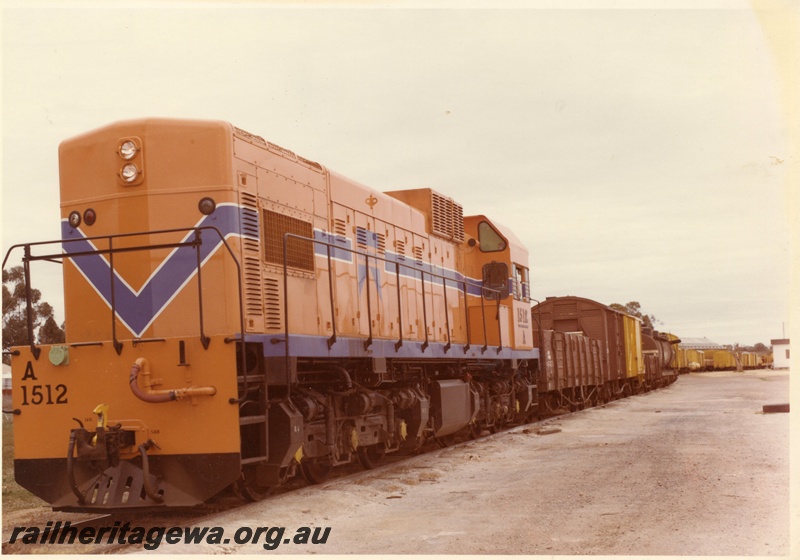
[478,222,507,252]
[482,261,509,300]
[513,264,530,302]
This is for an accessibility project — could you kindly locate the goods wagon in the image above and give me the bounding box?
[531,296,677,398]
[707,350,737,371]
[677,348,706,373]
[533,330,608,412]
[671,347,688,372]
[641,327,680,388]
[4,118,539,511]
[739,352,759,370]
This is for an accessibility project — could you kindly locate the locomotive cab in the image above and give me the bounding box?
[463,215,533,351]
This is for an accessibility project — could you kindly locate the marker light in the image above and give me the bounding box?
[121,163,139,182]
[68,211,81,228]
[119,140,138,160]
[198,197,216,215]
[83,208,97,226]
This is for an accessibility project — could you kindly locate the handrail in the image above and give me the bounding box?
[194,230,211,349]
[2,227,247,390]
[441,273,452,353]
[363,253,373,350]
[22,247,41,360]
[420,269,430,352]
[394,261,403,351]
[108,236,122,355]
[325,244,337,349]
[480,290,489,354]
[281,233,506,366]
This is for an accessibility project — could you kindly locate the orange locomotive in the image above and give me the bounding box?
[6,118,538,510]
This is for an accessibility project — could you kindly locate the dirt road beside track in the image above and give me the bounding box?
[138,369,791,556]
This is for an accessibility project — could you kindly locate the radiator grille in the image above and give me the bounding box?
[412,246,424,265]
[262,210,314,271]
[240,192,260,237]
[239,192,263,321]
[356,227,369,252]
[264,276,282,331]
[333,218,347,237]
[431,192,464,242]
[452,202,465,242]
[376,232,386,256]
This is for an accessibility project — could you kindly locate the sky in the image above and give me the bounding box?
[1,0,797,347]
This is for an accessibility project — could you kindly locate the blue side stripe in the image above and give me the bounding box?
[62,204,255,337]
[313,230,352,261]
[246,332,539,361]
[310,228,487,297]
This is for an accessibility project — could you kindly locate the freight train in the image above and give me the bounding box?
[4,119,674,512]
[671,348,767,372]
[531,296,679,414]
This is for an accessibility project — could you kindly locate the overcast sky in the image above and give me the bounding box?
[2,1,797,346]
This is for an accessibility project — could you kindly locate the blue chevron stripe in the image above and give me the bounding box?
[61,203,257,337]
[62,203,512,338]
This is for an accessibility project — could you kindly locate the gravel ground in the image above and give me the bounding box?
[4,369,792,556]
[147,369,792,556]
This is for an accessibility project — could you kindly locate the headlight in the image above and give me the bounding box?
[83,208,97,226]
[68,211,81,228]
[119,140,138,160]
[198,197,217,215]
[121,163,139,182]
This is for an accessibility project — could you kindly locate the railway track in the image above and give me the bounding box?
[2,407,576,554]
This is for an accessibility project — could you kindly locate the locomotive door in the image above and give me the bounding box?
[419,233,440,343]
[428,236,463,344]
[372,218,393,340]
[330,203,360,337]
[395,227,421,343]
[354,212,384,340]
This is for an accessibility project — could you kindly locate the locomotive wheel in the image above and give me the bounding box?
[229,480,245,501]
[468,422,483,439]
[237,477,272,502]
[357,444,386,469]
[488,420,503,434]
[300,458,333,485]
[435,434,456,448]
[233,471,272,502]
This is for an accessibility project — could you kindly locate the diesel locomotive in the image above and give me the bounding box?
[5,119,540,511]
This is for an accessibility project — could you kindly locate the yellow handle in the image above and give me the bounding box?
[93,403,109,430]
